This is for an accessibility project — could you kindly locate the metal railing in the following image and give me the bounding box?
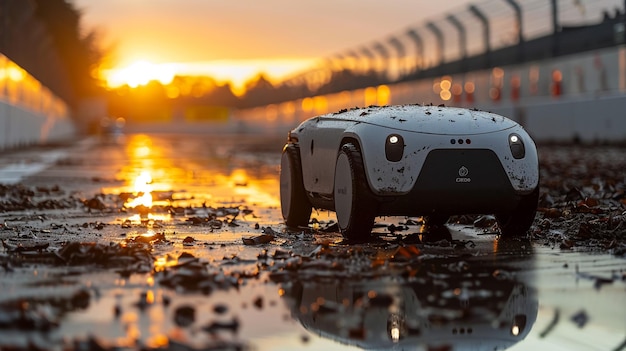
[285,0,626,87]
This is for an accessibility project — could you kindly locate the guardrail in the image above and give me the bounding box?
[233,46,626,143]
[284,0,626,93]
[0,54,75,150]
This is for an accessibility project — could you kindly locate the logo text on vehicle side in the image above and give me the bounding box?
[456,166,471,183]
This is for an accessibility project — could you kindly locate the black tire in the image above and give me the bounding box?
[425,213,449,227]
[497,187,539,238]
[333,143,376,241]
[280,144,312,228]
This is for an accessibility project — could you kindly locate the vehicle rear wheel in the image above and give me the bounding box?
[334,143,376,241]
[280,144,312,228]
[425,213,449,227]
[496,187,539,238]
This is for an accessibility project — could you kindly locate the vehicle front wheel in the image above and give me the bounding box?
[497,187,539,238]
[280,144,312,228]
[334,143,376,241]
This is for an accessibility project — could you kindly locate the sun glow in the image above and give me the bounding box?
[102,58,316,94]
[105,60,177,88]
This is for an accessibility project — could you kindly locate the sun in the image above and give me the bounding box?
[104,60,177,88]
[100,58,317,93]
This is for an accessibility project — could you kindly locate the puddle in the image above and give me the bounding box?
[0,136,625,350]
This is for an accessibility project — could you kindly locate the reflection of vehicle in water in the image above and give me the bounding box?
[276,257,537,350]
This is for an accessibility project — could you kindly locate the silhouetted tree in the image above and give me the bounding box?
[316,69,384,96]
[33,0,103,103]
[240,74,276,108]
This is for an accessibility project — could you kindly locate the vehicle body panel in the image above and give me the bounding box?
[289,105,538,201]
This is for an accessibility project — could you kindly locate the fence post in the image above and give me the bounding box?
[359,46,375,73]
[373,42,390,78]
[551,0,559,56]
[387,36,406,78]
[426,22,445,66]
[447,14,467,61]
[469,5,491,67]
[503,0,524,62]
[406,29,424,72]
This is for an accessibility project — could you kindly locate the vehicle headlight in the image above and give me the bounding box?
[511,315,527,336]
[508,133,525,159]
[385,134,404,162]
[387,313,406,342]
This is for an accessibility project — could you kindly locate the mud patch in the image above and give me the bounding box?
[533,146,626,255]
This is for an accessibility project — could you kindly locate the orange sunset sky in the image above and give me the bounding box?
[73,0,475,90]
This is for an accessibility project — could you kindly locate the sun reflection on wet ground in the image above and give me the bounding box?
[100,134,282,227]
[126,170,153,208]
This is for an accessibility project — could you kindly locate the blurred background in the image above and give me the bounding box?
[1,4,625,350]
[1,0,625,148]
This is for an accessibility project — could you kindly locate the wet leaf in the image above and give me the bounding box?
[542,208,563,218]
[579,197,599,208]
[127,232,167,244]
[83,196,106,211]
[391,245,421,261]
[243,234,274,245]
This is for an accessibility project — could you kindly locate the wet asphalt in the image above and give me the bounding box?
[0,133,624,351]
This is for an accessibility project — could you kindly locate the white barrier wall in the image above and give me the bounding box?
[233,46,626,143]
[0,102,76,149]
[0,54,76,150]
[232,94,626,142]
[484,95,626,142]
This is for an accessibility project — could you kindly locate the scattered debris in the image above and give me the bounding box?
[534,146,626,255]
[570,309,589,328]
[0,142,624,351]
[242,233,274,245]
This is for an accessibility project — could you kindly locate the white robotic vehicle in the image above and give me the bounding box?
[280,105,539,241]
